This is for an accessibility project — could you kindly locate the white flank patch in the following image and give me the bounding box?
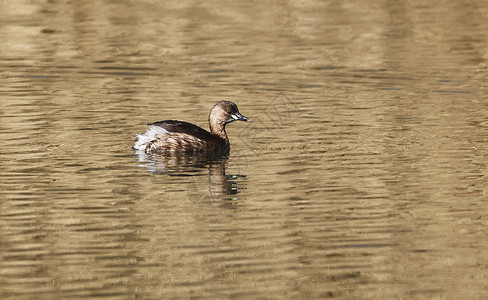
[133,125,168,152]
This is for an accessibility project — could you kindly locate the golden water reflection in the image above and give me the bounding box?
[1,0,488,299]
[136,153,243,203]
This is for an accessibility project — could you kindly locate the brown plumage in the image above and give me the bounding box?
[134,101,249,155]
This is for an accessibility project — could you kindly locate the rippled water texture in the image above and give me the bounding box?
[2,1,488,299]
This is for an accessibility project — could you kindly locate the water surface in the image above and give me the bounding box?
[1,1,488,299]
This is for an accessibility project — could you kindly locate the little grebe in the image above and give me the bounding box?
[133,100,249,155]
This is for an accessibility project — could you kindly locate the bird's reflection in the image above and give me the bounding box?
[135,152,246,203]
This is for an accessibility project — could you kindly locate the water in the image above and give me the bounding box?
[2,1,488,298]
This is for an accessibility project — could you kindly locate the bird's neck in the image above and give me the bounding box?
[209,120,228,142]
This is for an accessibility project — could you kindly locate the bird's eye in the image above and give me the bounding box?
[227,110,232,114]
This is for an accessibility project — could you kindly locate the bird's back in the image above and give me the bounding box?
[134,120,228,154]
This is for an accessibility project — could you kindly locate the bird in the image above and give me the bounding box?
[133,100,249,155]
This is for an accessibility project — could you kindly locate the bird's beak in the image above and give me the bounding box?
[230,113,250,122]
